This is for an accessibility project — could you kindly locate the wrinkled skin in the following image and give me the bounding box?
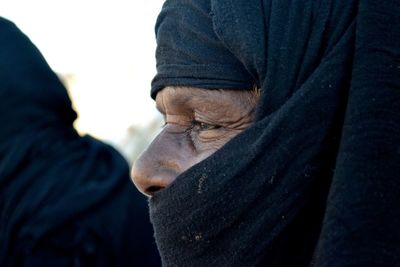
[131,86,259,197]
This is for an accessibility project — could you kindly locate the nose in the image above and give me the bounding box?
[131,153,179,197]
[131,129,185,197]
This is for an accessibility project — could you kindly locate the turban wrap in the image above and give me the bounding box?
[149,0,400,266]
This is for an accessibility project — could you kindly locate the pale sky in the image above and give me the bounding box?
[0,0,165,143]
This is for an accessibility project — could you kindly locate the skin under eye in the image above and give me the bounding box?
[187,119,228,151]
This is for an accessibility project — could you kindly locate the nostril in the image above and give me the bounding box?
[131,155,179,197]
[146,185,165,196]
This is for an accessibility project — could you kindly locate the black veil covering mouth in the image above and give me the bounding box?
[0,18,160,266]
[149,0,400,266]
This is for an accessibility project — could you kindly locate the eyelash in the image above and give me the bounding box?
[192,120,211,131]
[182,120,218,143]
[161,119,221,134]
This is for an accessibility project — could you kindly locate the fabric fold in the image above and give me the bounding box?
[151,0,255,98]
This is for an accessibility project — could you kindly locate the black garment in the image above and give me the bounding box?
[0,18,160,267]
[150,0,400,266]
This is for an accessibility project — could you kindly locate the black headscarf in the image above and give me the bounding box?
[0,18,160,267]
[149,0,400,266]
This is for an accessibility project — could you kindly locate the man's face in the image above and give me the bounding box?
[131,86,259,197]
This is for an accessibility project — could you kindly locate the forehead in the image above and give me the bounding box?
[155,86,254,113]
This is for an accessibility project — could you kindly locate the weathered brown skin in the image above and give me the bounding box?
[131,86,259,197]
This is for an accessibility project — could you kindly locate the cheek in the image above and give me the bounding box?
[133,124,239,193]
[191,129,241,153]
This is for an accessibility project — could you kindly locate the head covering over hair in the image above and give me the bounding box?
[0,17,160,267]
[149,0,400,266]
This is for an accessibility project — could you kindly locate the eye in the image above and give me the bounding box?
[191,120,220,131]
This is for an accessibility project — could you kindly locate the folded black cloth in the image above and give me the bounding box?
[150,0,400,266]
[0,18,160,267]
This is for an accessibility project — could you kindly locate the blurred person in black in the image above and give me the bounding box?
[0,17,160,267]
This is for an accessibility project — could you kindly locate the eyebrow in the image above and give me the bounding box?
[156,89,194,115]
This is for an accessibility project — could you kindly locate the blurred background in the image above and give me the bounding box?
[0,0,165,165]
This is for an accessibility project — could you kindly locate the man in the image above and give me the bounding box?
[0,17,160,266]
[132,0,400,266]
